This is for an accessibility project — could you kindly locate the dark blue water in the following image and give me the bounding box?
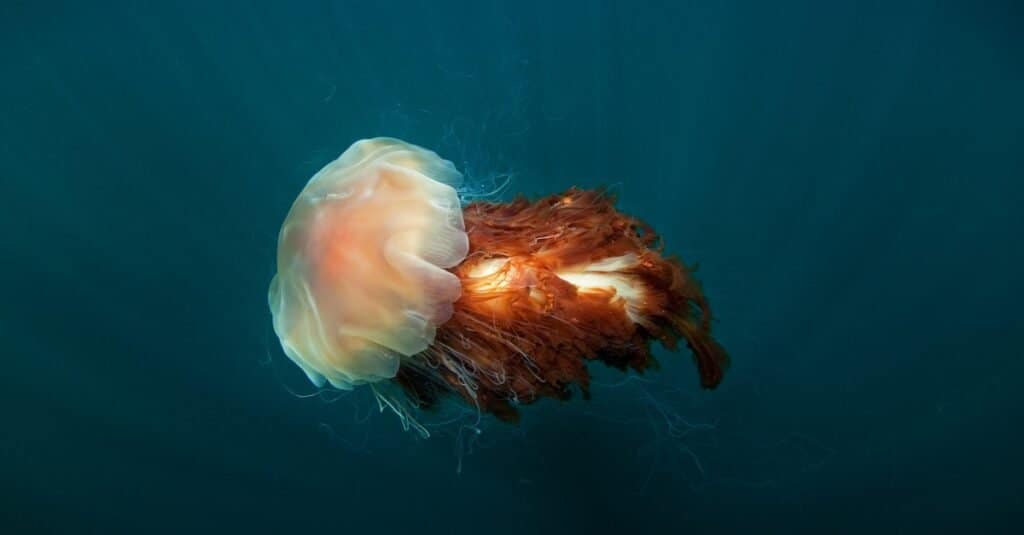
[3,1,1021,532]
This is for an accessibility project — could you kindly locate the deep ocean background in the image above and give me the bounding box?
[2,1,1022,532]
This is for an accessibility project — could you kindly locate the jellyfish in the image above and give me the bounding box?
[269,138,728,428]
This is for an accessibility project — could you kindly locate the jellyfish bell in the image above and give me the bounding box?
[269,137,729,429]
[268,138,469,390]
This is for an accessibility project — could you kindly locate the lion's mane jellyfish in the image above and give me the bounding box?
[269,138,728,428]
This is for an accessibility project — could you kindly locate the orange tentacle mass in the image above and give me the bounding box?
[394,188,728,422]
